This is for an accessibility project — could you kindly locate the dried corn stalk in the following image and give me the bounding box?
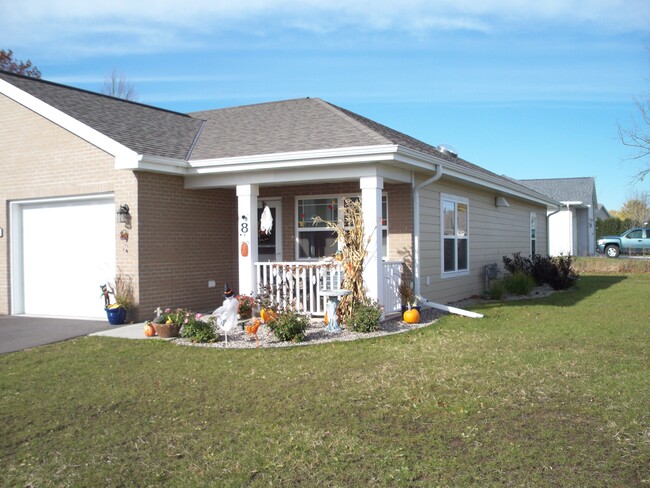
[312,198,373,322]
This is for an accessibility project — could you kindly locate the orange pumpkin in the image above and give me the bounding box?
[403,307,420,324]
[143,322,156,337]
[241,242,249,257]
[323,311,329,325]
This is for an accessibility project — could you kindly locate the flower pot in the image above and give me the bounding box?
[105,307,127,325]
[153,323,181,338]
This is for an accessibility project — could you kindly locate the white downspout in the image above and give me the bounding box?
[412,165,442,296]
[412,165,484,319]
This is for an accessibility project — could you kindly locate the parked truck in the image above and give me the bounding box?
[596,228,650,258]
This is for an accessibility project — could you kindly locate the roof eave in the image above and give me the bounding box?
[0,77,139,167]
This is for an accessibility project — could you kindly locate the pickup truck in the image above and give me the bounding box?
[596,228,650,258]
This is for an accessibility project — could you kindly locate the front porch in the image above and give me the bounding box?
[254,260,404,316]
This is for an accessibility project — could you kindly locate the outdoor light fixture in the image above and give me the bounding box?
[116,204,131,223]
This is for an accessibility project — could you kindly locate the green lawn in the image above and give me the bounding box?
[1,274,648,487]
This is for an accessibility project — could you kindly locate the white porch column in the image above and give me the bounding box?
[360,176,384,304]
[236,184,259,296]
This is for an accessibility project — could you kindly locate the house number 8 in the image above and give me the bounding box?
[241,222,249,234]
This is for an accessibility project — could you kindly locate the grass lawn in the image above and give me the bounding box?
[1,274,648,487]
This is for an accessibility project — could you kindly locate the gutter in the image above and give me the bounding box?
[412,165,442,295]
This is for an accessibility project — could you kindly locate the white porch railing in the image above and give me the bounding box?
[254,260,403,316]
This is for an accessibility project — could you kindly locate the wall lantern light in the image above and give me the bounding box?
[116,204,131,223]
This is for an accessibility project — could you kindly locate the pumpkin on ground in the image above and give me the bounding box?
[143,322,156,337]
[403,307,420,324]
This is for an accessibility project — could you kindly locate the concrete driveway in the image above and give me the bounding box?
[0,315,117,354]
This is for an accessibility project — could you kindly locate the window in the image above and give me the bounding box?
[441,194,469,276]
[297,195,388,259]
[530,212,537,256]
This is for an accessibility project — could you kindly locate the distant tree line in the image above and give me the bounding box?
[596,218,637,238]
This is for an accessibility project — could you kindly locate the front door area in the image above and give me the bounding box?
[257,199,282,262]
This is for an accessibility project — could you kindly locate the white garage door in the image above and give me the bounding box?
[13,196,116,319]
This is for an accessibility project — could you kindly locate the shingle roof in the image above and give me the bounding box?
[189,97,508,181]
[519,177,596,204]
[0,71,555,204]
[0,70,203,160]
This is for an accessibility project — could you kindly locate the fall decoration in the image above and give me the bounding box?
[143,322,156,337]
[402,306,420,324]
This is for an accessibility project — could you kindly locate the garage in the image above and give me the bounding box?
[11,195,116,319]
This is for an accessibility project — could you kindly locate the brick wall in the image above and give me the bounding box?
[136,172,236,319]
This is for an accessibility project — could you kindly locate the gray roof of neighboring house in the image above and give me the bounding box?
[0,70,204,160]
[519,177,597,205]
[0,70,553,203]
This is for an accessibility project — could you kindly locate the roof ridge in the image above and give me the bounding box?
[315,99,392,145]
[189,97,318,116]
[0,68,192,118]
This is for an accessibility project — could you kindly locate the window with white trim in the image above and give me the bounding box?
[530,212,537,256]
[441,194,469,276]
[297,195,388,259]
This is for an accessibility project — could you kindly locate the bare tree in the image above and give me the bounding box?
[619,95,650,182]
[101,68,137,101]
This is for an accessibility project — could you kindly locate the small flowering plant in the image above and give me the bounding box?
[236,295,255,318]
[153,307,216,342]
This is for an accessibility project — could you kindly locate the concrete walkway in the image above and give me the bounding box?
[90,323,154,340]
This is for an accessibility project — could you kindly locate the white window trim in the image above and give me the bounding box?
[295,193,388,260]
[530,211,537,256]
[440,193,470,279]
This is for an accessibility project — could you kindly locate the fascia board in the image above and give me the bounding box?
[118,154,190,175]
[0,78,139,166]
[442,165,560,208]
[185,163,412,189]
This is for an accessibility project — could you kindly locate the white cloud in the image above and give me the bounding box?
[2,0,649,58]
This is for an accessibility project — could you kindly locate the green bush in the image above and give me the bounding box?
[486,280,506,300]
[267,309,308,342]
[503,253,580,291]
[347,300,382,333]
[180,313,217,343]
[504,272,536,296]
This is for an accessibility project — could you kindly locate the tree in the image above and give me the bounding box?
[618,191,650,227]
[101,68,137,101]
[0,49,41,78]
[619,94,650,182]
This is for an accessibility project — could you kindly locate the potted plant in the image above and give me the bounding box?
[104,273,134,325]
[152,308,185,338]
[236,294,255,320]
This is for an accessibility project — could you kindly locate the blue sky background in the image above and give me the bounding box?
[2,0,649,210]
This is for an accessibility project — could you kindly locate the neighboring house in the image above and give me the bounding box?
[596,203,611,221]
[520,177,598,256]
[0,70,558,321]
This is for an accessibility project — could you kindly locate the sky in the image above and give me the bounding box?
[2,0,649,211]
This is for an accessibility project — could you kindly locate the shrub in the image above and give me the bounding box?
[502,252,532,276]
[547,254,579,290]
[347,300,382,333]
[530,254,555,286]
[180,313,217,343]
[486,280,506,300]
[267,309,308,342]
[504,272,536,296]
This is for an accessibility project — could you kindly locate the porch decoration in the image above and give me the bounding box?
[244,317,262,347]
[102,272,134,325]
[152,308,184,338]
[213,283,239,343]
[312,198,371,324]
[143,322,156,337]
[402,305,420,324]
[236,294,255,320]
[260,204,273,235]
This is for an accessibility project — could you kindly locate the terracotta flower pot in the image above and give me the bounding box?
[153,323,181,338]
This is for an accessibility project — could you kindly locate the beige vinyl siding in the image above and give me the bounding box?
[418,178,548,304]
